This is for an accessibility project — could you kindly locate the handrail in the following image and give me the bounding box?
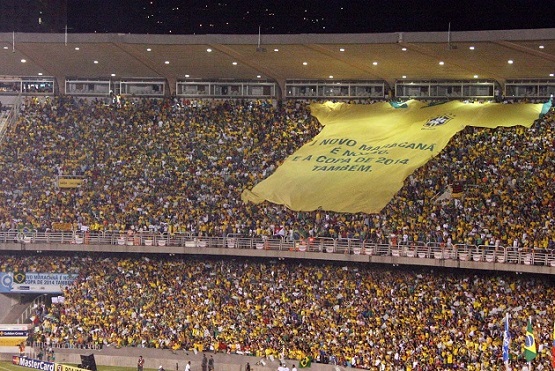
[17,294,47,325]
[2,230,555,269]
[0,94,20,143]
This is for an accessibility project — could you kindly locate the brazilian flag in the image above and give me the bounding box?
[524,318,537,362]
[299,357,312,368]
[13,272,26,284]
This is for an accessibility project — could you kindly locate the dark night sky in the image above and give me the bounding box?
[67,0,555,34]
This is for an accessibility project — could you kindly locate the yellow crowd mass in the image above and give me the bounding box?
[0,254,551,370]
[0,97,553,252]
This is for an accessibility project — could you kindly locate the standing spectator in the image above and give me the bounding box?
[138,356,145,371]
[185,361,191,371]
[208,356,214,371]
[46,348,55,362]
[245,363,250,371]
[201,354,207,371]
[18,342,25,356]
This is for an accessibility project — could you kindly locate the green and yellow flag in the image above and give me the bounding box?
[242,100,544,213]
[524,317,537,362]
[299,356,312,368]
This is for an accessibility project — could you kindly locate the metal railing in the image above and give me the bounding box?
[17,294,46,324]
[0,93,22,143]
[2,229,554,269]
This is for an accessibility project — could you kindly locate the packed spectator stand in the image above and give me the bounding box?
[0,95,554,370]
[3,253,555,370]
[0,96,554,254]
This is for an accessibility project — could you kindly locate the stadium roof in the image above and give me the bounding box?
[1,28,554,91]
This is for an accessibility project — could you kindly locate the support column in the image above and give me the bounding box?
[166,77,177,96]
[275,79,286,102]
[55,75,65,96]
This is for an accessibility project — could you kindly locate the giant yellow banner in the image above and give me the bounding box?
[242,100,544,213]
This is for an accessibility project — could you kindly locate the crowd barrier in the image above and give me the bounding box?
[1,229,554,268]
[31,341,102,351]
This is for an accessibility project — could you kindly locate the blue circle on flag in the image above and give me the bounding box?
[1,273,13,289]
[525,334,534,347]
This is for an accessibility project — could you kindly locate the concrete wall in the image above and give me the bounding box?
[0,347,341,371]
[2,241,555,275]
[0,95,18,107]
[0,293,19,322]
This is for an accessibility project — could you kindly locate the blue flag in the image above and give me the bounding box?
[502,314,510,363]
[388,100,408,109]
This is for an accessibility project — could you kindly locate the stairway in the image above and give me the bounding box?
[0,294,43,324]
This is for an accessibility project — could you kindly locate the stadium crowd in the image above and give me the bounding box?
[0,96,554,370]
[0,97,319,237]
[4,254,552,370]
[0,96,553,253]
